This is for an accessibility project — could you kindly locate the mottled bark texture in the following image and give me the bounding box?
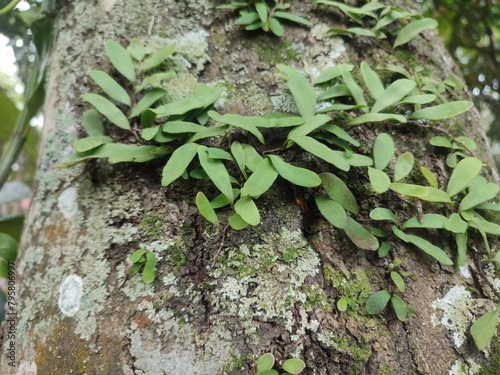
[1,0,499,374]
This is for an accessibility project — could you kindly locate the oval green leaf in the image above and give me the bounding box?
[371,79,416,113]
[420,166,438,188]
[89,69,131,106]
[373,133,394,171]
[319,172,358,214]
[401,214,447,229]
[234,196,260,226]
[390,271,405,293]
[370,207,399,225]
[0,233,18,262]
[131,88,167,118]
[368,167,391,193]
[282,358,306,375]
[393,152,414,182]
[82,93,130,130]
[290,136,350,171]
[141,45,176,72]
[269,155,321,187]
[277,64,316,118]
[361,61,384,100]
[470,307,500,351]
[391,295,408,321]
[198,147,233,203]
[240,157,278,197]
[257,353,275,372]
[82,109,104,136]
[104,39,136,83]
[446,157,483,197]
[315,195,348,229]
[459,182,500,212]
[393,18,438,48]
[196,192,220,228]
[343,216,379,251]
[161,143,199,186]
[366,290,391,315]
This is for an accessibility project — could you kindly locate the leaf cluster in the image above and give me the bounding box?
[218,0,312,36]
[315,0,438,48]
[255,353,305,375]
[129,249,157,284]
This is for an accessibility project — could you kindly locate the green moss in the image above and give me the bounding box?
[476,334,500,375]
[140,214,163,240]
[334,335,372,375]
[224,348,246,373]
[242,39,298,64]
[302,285,331,310]
[378,364,395,375]
[324,265,372,312]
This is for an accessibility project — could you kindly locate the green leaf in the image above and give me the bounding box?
[242,144,264,172]
[141,45,176,71]
[420,166,438,188]
[370,208,399,225]
[397,94,437,105]
[198,146,233,203]
[130,249,147,263]
[277,64,316,118]
[409,101,473,120]
[208,111,265,144]
[257,353,275,372]
[444,213,468,233]
[235,10,260,25]
[188,125,229,143]
[315,64,354,84]
[344,217,379,251]
[142,266,156,284]
[459,183,500,212]
[136,71,176,92]
[89,69,131,106]
[196,192,220,228]
[82,110,105,136]
[348,113,407,126]
[455,232,468,267]
[393,18,438,48]
[256,370,279,375]
[131,88,167,118]
[390,183,451,203]
[391,295,409,321]
[255,0,269,23]
[361,61,384,100]
[392,226,453,265]
[446,157,483,197]
[373,133,395,171]
[315,195,348,229]
[469,218,500,236]
[234,196,260,226]
[269,155,321,187]
[161,143,199,186]
[240,157,278,197]
[470,307,500,351]
[319,124,360,147]
[374,10,412,30]
[371,79,416,113]
[129,39,146,61]
[0,233,18,262]
[82,93,130,130]
[73,136,113,152]
[128,262,143,275]
[231,142,247,178]
[228,213,249,230]
[104,40,136,83]
[393,152,414,182]
[319,172,358,214]
[282,358,306,375]
[161,121,205,135]
[337,298,349,312]
[401,214,447,229]
[366,290,391,314]
[368,167,391,193]
[429,136,453,148]
[290,136,350,171]
[288,114,331,138]
[391,271,405,293]
[341,70,367,112]
[274,11,312,26]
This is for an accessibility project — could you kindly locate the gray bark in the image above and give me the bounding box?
[1,1,498,374]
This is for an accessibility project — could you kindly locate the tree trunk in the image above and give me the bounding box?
[2,1,499,374]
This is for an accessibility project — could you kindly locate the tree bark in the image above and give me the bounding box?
[2,1,499,374]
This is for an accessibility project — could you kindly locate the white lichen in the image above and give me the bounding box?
[57,186,78,219]
[431,286,474,348]
[58,274,83,317]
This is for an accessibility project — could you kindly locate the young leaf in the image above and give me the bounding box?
[136,71,176,92]
[235,10,260,25]
[401,214,447,229]
[373,133,395,171]
[228,213,249,230]
[130,249,147,263]
[393,152,414,182]
[320,124,360,147]
[141,45,176,71]
[73,136,113,152]
[361,61,384,100]
[420,166,438,188]
[392,226,453,265]
[459,183,500,212]
[257,353,275,372]
[393,18,438,48]
[273,11,312,26]
[341,70,368,112]
[390,183,451,203]
[343,217,379,251]
[82,109,105,136]
[315,64,353,84]
[319,172,358,214]
[89,69,131,106]
[104,39,136,83]
[269,155,321,187]
[131,88,167,118]
[82,93,131,130]
[161,143,199,186]
[196,192,220,228]
[287,114,331,138]
[128,262,143,275]
[391,271,405,293]
[429,136,453,148]
[370,79,416,113]
[348,113,407,126]
[366,290,391,314]
[337,298,348,312]
[455,232,468,267]
[370,207,399,225]
[282,358,306,375]
[277,64,316,118]
[198,146,233,203]
[391,295,408,321]
[368,167,391,193]
[409,101,473,120]
[240,157,278,197]
[290,136,350,171]
[209,111,265,144]
[446,157,483,197]
[315,195,348,229]
[234,196,260,226]
[470,307,500,351]
[397,94,436,105]
[142,266,156,284]
[231,141,247,178]
[444,213,468,233]
[129,39,145,61]
[254,0,268,22]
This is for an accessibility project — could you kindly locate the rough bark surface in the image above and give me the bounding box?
[1,1,499,374]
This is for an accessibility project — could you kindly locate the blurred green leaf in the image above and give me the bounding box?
[196,192,220,228]
[366,290,391,314]
[104,39,136,83]
[410,101,473,120]
[470,307,500,351]
[141,45,176,71]
[82,93,130,130]
[393,18,438,48]
[315,195,347,229]
[161,143,199,186]
[393,152,414,182]
[89,69,131,106]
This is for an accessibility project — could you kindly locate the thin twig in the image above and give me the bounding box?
[211,224,230,267]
